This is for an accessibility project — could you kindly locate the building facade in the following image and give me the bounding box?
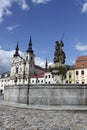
[74,56,87,84]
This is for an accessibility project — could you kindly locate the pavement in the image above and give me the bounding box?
[0,98,87,130]
[0,101,87,111]
[0,102,87,130]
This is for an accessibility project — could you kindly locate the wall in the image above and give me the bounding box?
[4,84,87,106]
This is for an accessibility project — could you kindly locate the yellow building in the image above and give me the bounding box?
[66,66,75,84]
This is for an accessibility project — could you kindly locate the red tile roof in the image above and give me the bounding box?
[74,56,87,69]
[32,72,45,78]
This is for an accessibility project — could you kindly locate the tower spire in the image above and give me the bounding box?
[14,42,20,57]
[27,36,33,53]
[45,58,48,71]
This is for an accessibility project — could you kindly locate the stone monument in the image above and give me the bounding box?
[49,40,67,83]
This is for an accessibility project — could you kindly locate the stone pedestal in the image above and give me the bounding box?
[49,63,67,84]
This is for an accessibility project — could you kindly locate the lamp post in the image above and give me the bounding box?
[27,73,30,105]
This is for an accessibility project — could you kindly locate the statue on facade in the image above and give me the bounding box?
[54,40,66,64]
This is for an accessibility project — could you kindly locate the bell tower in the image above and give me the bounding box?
[25,36,35,77]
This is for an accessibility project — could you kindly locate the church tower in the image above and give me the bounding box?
[10,42,25,85]
[24,36,35,78]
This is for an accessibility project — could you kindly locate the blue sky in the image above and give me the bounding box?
[0,0,87,73]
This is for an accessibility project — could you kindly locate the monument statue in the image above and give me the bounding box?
[49,39,67,84]
[54,40,66,64]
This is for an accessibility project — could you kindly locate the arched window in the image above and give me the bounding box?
[69,72,72,79]
[26,56,28,61]
[16,67,18,73]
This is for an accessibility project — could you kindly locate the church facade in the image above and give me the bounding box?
[10,36,45,85]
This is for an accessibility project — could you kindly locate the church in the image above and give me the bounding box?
[10,36,46,85]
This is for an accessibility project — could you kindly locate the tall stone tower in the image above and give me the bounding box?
[24,36,35,78]
[10,42,25,85]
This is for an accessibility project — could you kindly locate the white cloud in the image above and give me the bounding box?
[0,0,12,23]
[0,48,24,73]
[32,0,51,4]
[7,24,20,31]
[0,0,29,24]
[81,2,87,13]
[18,0,29,10]
[35,57,52,68]
[75,43,87,51]
[0,0,52,23]
[0,45,1,49]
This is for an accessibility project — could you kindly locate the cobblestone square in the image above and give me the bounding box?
[0,105,87,130]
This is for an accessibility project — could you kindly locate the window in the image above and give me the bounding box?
[26,56,28,60]
[16,67,18,73]
[81,70,84,75]
[76,82,79,84]
[66,80,68,83]
[31,56,32,60]
[76,71,79,75]
[45,75,47,78]
[82,82,84,84]
[32,80,34,83]
[49,75,50,78]
[69,74,71,79]
[69,81,71,84]
[20,68,22,72]
[41,80,43,83]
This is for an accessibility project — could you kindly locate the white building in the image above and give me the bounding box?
[0,72,10,94]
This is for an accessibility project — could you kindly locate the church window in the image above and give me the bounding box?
[26,56,28,60]
[14,77,17,82]
[16,67,18,73]
[20,68,22,72]
[31,56,32,60]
